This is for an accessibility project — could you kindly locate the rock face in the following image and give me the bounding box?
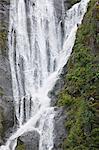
[54,0,81,20]
[16,131,40,150]
[48,65,67,150]
[54,0,64,20]
[49,65,67,106]
[0,0,14,145]
[53,108,66,150]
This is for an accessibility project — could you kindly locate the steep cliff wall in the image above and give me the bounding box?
[0,0,14,145]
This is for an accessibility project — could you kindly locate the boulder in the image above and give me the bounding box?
[16,131,40,150]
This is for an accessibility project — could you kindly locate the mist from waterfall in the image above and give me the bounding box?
[0,0,90,150]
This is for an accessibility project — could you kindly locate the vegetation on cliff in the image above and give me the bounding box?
[0,0,9,56]
[58,0,99,149]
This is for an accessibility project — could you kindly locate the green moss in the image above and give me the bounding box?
[58,91,73,107]
[58,0,99,149]
[0,21,8,56]
[16,140,26,150]
[16,145,25,150]
[62,98,95,149]
[0,30,7,56]
[65,0,99,99]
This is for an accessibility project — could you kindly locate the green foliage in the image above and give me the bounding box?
[58,0,99,149]
[63,98,95,150]
[58,91,73,107]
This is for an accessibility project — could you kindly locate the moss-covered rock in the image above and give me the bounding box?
[16,131,40,150]
[0,0,10,57]
[0,29,7,56]
[16,140,26,150]
[58,0,99,149]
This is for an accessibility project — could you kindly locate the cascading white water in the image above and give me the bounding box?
[0,0,90,150]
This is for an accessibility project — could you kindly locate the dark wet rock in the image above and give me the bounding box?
[0,0,14,144]
[54,0,64,20]
[49,65,67,106]
[48,65,67,150]
[54,0,80,21]
[0,56,15,143]
[16,131,40,150]
[54,0,71,21]
[53,107,66,150]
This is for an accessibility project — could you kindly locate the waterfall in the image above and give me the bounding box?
[0,0,90,150]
